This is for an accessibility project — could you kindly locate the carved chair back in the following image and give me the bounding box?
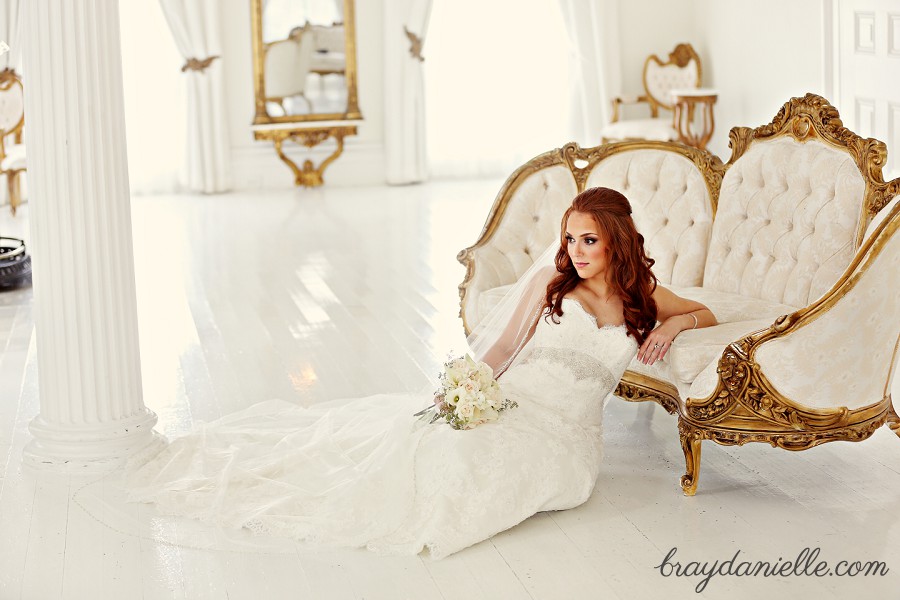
[264,33,315,103]
[703,94,900,307]
[0,69,24,162]
[642,43,701,116]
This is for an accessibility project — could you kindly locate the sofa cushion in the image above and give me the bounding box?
[479,283,799,388]
[0,143,25,171]
[704,137,865,307]
[585,149,713,287]
[664,318,777,385]
[601,118,678,142]
[477,284,798,333]
[665,285,798,324]
[647,285,798,385]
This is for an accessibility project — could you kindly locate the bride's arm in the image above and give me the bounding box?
[637,285,717,365]
[479,301,541,378]
[471,265,555,378]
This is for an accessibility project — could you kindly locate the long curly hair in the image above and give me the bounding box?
[543,187,658,344]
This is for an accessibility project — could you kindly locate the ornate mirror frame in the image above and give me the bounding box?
[250,0,362,125]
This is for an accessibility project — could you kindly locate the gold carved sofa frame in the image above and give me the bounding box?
[458,94,900,495]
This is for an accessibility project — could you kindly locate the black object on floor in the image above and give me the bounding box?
[0,237,32,289]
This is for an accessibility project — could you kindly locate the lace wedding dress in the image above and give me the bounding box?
[126,298,638,559]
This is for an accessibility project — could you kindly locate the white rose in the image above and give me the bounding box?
[456,400,475,419]
[461,378,478,396]
[477,362,494,384]
[473,391,488,410]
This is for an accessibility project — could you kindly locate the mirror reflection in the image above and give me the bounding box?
[261,0,347,117]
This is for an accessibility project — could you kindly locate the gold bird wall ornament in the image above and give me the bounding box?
[403,26,424,62]
[181,55,220,73]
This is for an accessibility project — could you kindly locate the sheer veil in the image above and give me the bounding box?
[466,241,560,378]
[71,241,564,554]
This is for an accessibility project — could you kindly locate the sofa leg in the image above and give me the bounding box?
[679,418,702,496]
[7,171,20,217]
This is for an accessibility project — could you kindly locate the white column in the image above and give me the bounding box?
[21,0,162,470]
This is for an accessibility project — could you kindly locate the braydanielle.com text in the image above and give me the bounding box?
[655,546,889,593]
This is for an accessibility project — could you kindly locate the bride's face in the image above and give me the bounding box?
[565,211,610,281]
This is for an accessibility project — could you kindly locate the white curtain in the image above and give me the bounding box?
[425,0,571,179]
[120,2,185,195]
[383,0,433,185]
[558,0,622,145]
[159,0,231,194]
[0,0,22,73]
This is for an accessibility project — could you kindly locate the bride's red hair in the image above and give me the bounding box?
[543,187,658,344]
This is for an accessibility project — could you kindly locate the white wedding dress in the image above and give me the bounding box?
[126,298,638,559]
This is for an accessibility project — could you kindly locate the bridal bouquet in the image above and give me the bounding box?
[415,354,517,430]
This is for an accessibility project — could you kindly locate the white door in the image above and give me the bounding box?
[836,0,900,179]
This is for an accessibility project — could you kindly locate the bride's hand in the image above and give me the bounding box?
[637,320,681,365]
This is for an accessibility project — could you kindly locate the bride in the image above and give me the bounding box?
[124,187,715,559]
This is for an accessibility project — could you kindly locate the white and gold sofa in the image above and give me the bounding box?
[458,94,900,495]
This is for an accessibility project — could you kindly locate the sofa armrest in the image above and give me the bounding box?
[611,95,653,122]
[458,155,578,333]
[689,198,900,418]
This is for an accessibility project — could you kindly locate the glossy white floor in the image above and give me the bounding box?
[0,179,898,600]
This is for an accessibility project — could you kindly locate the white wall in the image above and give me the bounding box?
[216,0,831,189]
[693,0,829,159]
[219,0,385,189]
[616,0,699,116]
[615,0,829,160]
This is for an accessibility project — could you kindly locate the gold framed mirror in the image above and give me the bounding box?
[250,0,362,125]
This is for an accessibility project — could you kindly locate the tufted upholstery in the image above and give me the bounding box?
[0,81,23,133]
[462,166,576,327]
[645,59,700,109]
[585,150,713,287]
[461,148,718,328]
[461,98,894,424]
[703,137,865,307]
[459,95,900,494]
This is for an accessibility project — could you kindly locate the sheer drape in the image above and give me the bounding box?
[557,0,622,144]
[159,0,231,194]
[119,2,185,195]
[384,0,433,184]
[424,0,571,179]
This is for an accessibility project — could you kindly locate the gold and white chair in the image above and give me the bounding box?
[600,43,702,145]
[305,23,346,77]
[0,68,25,216]
[264,32,316,115]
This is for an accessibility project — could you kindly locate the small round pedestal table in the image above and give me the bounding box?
[670,88,718,151]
